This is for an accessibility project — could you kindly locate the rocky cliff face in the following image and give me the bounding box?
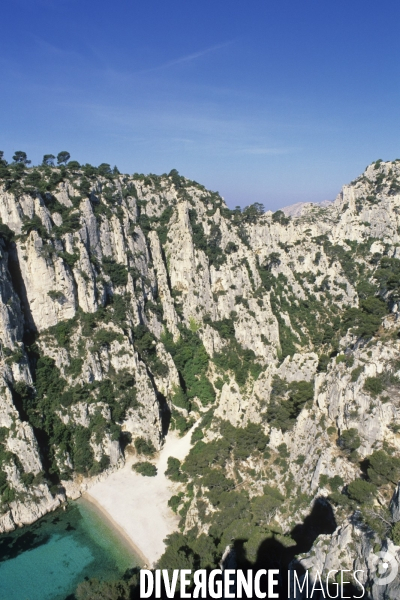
[1,158,400,597]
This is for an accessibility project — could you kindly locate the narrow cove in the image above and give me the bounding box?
[0,499,139,600]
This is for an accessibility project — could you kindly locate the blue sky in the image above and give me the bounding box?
[1,0,399,210]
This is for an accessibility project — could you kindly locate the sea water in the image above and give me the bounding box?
[0,499,138,600]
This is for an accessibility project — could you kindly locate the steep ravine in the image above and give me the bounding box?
[0,157,400,598]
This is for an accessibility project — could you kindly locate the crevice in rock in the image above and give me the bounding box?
[7,243,36,334]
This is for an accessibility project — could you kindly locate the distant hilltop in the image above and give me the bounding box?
[281,199,333,217]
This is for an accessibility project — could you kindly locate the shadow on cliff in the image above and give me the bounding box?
[232,497,369,599]
[139,345,171,436]
[125,497,369,600]
[7,243,37,337]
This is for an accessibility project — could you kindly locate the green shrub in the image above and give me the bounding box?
[391,522,400,545]
[214,377,224,390]
[58,251,79,268]
[341,295,387,339]
[213,339,262,387]
[251,486,284,524]
[2,486,15,503]
[317,354,330,372]
[109,293,131,328]
[366,450,400,486]
[92,329,123,352]
[0,471,9,494]
[0,223,14,245]
[156,206,173,245]
[102,257,128,287]
[364,376,384,397]
[47,290,64,302]
[266,379,314,431]
[132,461,157,477]
[191,428,204,443]
[67,160,81,172]
[170,413,194,436]
[32,472,45,485]
[336,354,354,367]
[47,317,77,347]
[24,170,42,189]
[277,320,297,359]
[375,257,400,296]
[337,428,361,460]
[35,356,66,399]
[134,437,156,457]
[76,578,130,600]
[277,443,289,458]
[99,455,110,471]
[0,427,8,443]
[225,241,238,254]
[347,479,377,504]
[21,472,35,487]
[225,421,269,460]
[351,366,364,382]
[162,328,215,405]
[327,475,344,491]
[65,358,83,377]
[319,474,329,487]
[183,421,268,479]
[0,165,11,180]
[165,457,187,482]
[168,493,184,513]
[53,211,81,236]
[59,383,91,408]
[272,210,290,225]
[133,324,168,377]
[202,470,235,506]
[157,531,197,571]
[4,348,24,365]
[73,426,94,474]
[22,215,48,238]
[171,387,190,410]
[208,318,235,340]
[188,210,225,268]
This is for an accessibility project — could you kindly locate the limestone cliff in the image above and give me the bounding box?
[1,157,400,597]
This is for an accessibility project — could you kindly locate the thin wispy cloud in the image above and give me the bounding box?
[54,99,301,161]
[33,36,83,60]
[133,41,234,75]
[162,41,233,67]
[240,147,298,155]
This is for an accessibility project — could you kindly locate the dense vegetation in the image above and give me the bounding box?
[1,152,400,597]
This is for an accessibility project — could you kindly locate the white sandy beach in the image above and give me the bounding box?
[86,424,197,566]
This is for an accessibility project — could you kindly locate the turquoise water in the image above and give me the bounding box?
[0,499,139,600]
